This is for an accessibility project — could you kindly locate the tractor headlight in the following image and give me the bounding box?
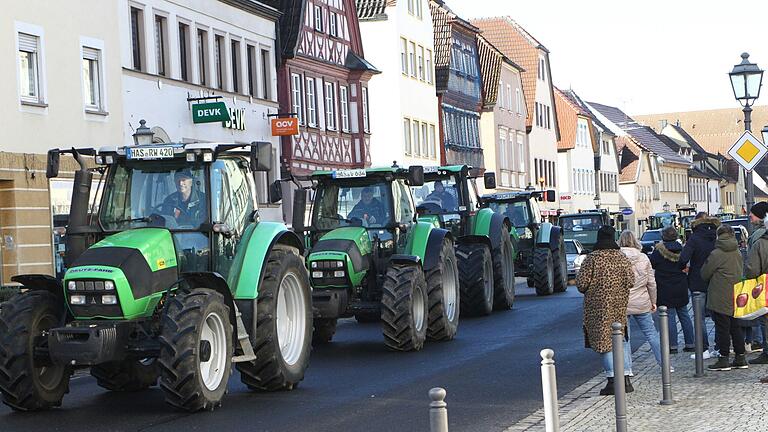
[104,281,115,291]
[68,281,77,291]
[311,262,318,269]
[335,261,344,268]
[101,295,118,305]
[312,271,323,279]
[70,295,86,305]
[186,152,196,162]
[333,271,345,278]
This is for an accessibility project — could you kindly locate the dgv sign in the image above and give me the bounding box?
[271,117,299,136]
[192,102,231,124]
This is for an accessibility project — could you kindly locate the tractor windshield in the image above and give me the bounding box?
[411,177,460,214]
[559,215,602,232]
[487,200,531,228]
[312,180,393,230]
[99,160,208,231]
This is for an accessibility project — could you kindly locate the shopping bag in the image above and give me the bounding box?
[733,274,768,319]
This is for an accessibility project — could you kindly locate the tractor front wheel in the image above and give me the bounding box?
[533,248,554,296]
[492,232,516,310]
[91,359,159,392]
[159,288,232,412]
[552,237,568,293]
[381,264,428,351]
[426,238,460,341]
[457,243,494,316]
[0,291,71,411]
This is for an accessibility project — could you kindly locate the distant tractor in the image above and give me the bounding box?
[558,209,623,253]
[411,166,516,314]
[481,190,567,296]
[0,142,313,412]
[284,166,460,351]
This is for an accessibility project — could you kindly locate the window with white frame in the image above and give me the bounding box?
[516,88,522,115]
[421,122,428,156]
[18,32,42,103]
[407,0,414,15]
[426,49,433,84]
[362,87,370,132]
[404,118,412,154]
[246,44,256,96]
[214,35,225,89]
[499,129,508,171]
[400,38,408,75]
[260,48,271,100]
[418,46,425,81]
[82,46,103,111]
[314,5,323,32]
[324,81,337,130]
[154,15,168,76]
[340,86,349,132]
[329,12,338,37]
[409,41,416,77]
[178,22,191,82]
[506,84,512,111]
[517,133,525,171]
[306,77,317,127]
[291,73,303,124]
[130,7,145,71]
[429,124,436,159]
[231,40,240,93]
[197,28,209,86]
[412,120,420,155]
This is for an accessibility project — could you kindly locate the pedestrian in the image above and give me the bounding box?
[701,225,747,370]
[651,226,695,354]
[744,203,768,376]
[618,230,663,369]
[577,226,635,396]
[746,202,768,364]
[680,211,720,355]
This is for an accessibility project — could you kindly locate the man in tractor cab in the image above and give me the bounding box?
[349,186,386,225]
[161,169,207,226]
[425,180,457,211]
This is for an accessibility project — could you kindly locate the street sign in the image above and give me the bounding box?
[271,117,299,136]
[192,102,230,124]
[621,208,634,216]
[727,130,768,171]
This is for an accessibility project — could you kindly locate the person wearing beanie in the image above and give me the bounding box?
[577,225,635,395]
[651,226,695,354]
[748,201,768,249]
[745,202,768,371]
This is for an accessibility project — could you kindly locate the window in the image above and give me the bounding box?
[412,120,420,156]
[499,130,508,170]
[546,106,551,129]
[516,88,522,115]
[231,40,240,93]
[261,48,271,100]
[314,5,323,32]
[429,124,436,159]
[409,42,416,77]
[18,32,41,103]
[506,84,512,111]
[404,118,412,154]
[400,38,408,74]
[306,77,317,126]
[214,35,225,89]
[82,46,102,110]
[291,73,303,124]
[130,7,144,71]
[415,0,423,18]
[324,81,337,130]
[340,86,349,132]
[517,133,525,171]
[246,44,256,96]
[426,49,433,83]
[362,87,370,132]
[407,0,414,14]
[178,23,191,81]
[421,123,428,156]
[418,46,425,81]
[329,12,338,37]
[154,15,168,76]
[197,28,208,86]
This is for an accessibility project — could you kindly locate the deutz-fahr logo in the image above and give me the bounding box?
[68,267,114,274]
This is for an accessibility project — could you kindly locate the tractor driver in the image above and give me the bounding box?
[425,181,457,211]
[161,169,207,227]
[348,187,386,225]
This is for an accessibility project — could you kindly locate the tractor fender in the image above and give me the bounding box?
[422,229,453,272]
[458,234,492,251]
[536,223,562,250]
[179,272,238,342]
[471,208,508,251]
[11,274,62,298]
[389,255,422,267]
[404,220,435,264]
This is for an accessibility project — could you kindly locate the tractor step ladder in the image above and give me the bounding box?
[231,304,257,363]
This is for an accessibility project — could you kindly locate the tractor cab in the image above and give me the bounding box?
[558,210,615,253]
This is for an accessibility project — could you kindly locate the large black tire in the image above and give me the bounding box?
[238,247,312,391]
[158,288,232,412]
[533,248,555,296]
[456,243,494,316]
[0,291,71,411]
[381,264,428,351]
[552,237,568,293]
[492,231,516,310]
[426,238,460,341]
[312,318,337,344]
[91,359,159,391]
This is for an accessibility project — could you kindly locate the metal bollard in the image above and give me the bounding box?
[658,306,675,405]
[611,322,628,432]
[540,349,560,432]
[692,292,705,378]
[429,388,449,432]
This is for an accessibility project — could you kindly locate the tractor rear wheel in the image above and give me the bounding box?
[492,232,516,310]
[426,238,460,341]
[91,359,158,391]
[238,247,312,391]
[0,291,71,411]
[533,248,554,296]
[159,288,232,412]
[381,264,428,351]
[552,237,568,293]
[312,318,337,344]
[457,243,494,316]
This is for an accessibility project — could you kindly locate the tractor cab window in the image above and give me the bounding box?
[313,181,392,230]
[412,178,459,214]
[488,200,531,228]
[210,157,254,277]
[392,179,415,224]
[560,216,602,232]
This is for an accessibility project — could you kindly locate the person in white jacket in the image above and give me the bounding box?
[619,230,663,368]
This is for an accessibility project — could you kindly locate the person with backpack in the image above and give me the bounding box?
[744,203,768,379]
[746,202,768,365]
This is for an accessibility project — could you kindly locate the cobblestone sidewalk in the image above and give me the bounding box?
[507,333,768,431]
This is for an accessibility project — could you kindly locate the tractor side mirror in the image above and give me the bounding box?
[484,172,497,190]
[545,189,556,202]
[46,149,60,178]
[250,141,272,172]
[269,180,283,204]
[292,189,307,232]
[408,166,424,186]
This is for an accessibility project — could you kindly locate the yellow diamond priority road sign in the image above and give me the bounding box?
[728,130,768,171]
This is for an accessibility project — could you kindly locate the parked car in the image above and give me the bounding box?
[640,229,663,255]
[565,239,586,279]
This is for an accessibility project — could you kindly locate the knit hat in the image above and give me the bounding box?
[593,225,620,250]
[751,201,768,219]
[661,226,678,242]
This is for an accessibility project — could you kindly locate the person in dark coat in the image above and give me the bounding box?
[679,213,719,351]
[651,226,694,353]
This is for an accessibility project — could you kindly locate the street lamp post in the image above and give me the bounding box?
[593,195,601,209]
[132,119,154,145]
[663,202,670,213]
[729,53,764,229]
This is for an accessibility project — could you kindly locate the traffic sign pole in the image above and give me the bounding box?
[745,106,754,231]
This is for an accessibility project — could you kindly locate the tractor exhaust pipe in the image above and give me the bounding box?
[64,150,93,267]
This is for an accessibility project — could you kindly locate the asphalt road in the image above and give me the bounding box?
[1,279,645,432]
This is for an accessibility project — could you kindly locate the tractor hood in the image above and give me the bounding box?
[308,227,372,287]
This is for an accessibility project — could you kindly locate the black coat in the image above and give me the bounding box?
[650,241,690,308]
[680,217,720,293]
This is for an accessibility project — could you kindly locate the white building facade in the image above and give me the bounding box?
[557,116,596,213]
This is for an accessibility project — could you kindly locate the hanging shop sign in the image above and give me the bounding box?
[192,102,230,124]
[271,117,299,136]
[223,107,246,131]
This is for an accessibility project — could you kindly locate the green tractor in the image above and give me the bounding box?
[559,209,623,253]
[481,190,568,296]
[410,166,516,315]
[286,166,460,351]
[0,142,313,412]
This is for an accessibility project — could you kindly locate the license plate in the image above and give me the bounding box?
[126,146,175,160]
[332,169,366,178]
